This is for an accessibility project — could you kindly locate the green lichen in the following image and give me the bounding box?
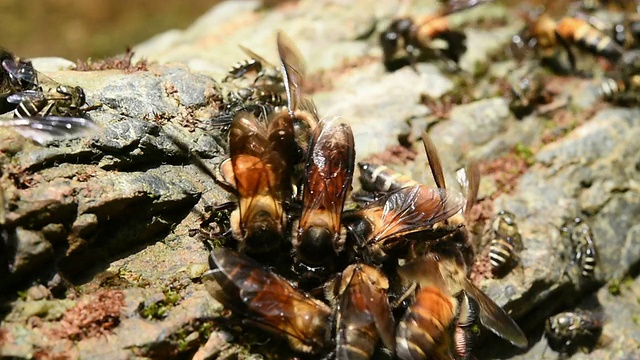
[139,289,182,320]
[514,143,535,166]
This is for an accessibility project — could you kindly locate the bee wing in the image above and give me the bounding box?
[422,131,446,189]
[238,45,276,69]
[205,248,331,346]
[440,0,495,16]
[336,265,395,355]
[1,58,38,89]
[367,184,465,242]
[276,31,306,113]
[300,119,355,235]
[457,161,480,218]
[398,253,450,292]
[461,279,528,349]
[6,90,45,104]
[0,116,100,145]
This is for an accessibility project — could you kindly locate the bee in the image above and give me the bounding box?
[275,31,318,163]
[0,115,100,145]
[357,162,418,194]
[420,131,480,269]
[505,63,554,119]
[8,83,98,119]
[223,45,282,84]
[343,183,466,263]
[488,210,524,277]
[518,12,624,72]
[453,292,480,360]
[292,118,355,268]
[562,217,598,279]
[202,247,332,354]
[327,263,395,359]
[218,109,297,253]
[545,309,604,356]
[1,50,38,114]
[598,74,640,106]
[396,251,527,359]
[379,0,495,71]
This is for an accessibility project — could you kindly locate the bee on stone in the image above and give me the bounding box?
[598,74,640,106]
[488,210,524,277]
[513,9,624,73]
[560,217,599,291]
[545,309,604,357]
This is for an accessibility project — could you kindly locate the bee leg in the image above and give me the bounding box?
[554,30,577,73]
[390,282,417,309]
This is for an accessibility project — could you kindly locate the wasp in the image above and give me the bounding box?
[396,250,527,359]
[292,118,355,269]
[516,11,624,73]
[598,73,640,106]
[203,247,332,354]
[545,309,604,357]
[216,109,297,253]
[327,263,395,359]
[488,210,524,277]
[379,0,495,71]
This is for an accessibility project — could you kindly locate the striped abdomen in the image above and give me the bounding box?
[396,287,456,360]
[556,17,623,62]
[489,237,516,273]
[358,162,418,193]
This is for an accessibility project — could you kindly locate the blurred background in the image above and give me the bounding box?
[0,0,223,59]
[0,0,571,61]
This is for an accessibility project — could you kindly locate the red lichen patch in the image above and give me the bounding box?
[360,144,418,166]
[76,47,148,73]
[479,147,532,197]
[50,289,125,341]
[470,248,493,285]
[303,55,378,94]
[0,328,12,347]
[32,347,74,360]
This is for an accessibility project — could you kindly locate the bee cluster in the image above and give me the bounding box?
[0,48,99,145]
[196,30,531,360]
[507,0,640,107]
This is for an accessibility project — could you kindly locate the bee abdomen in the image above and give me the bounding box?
[598,77,624,100]
[557,18,623,61]
[581,247,597,277]
[358,163,417,193]
[489,238,515,272]
[338,328,377,360]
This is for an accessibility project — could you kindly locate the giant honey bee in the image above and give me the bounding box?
[292,118,355,269]
[203,247,332,354]
[327,263,396,359]
[544,309,604,357]
[515,11,624,73]
[379,0,495,71]
[217,109,297,253]
[396,251,527,359]
[343,183,466,263]
[488,210,524,277]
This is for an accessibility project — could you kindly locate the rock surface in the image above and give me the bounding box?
[1,0,639,359]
